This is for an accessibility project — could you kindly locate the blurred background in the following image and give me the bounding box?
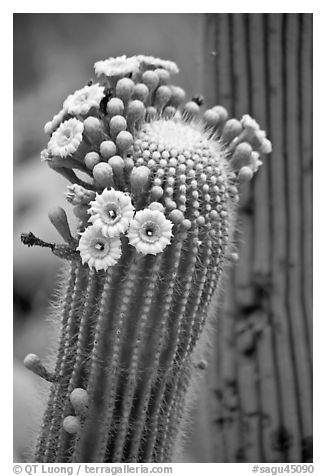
[13,13,312,463]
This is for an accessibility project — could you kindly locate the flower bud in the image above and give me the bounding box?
[221,119,242,143]
[203,109,220,128]
[232,115,263,149]
[84,151,100,170]
[108,155,125,184]
[63,415,81,434]
[70,388,89,418]
[83,116,105,144]
[93,162,114,188]
[106,97,124,117]
[146,106,157,121]
[239,166,254,182]
[100,140,117,160]
[212,105,228,123]
[150,185,164,201]
[162,106,176,119]
[65,184,96,205]
[48,206,74,243]
[155,68,170,85]
[116,130,133,154]
[169,86,186,107]
[24,353,55,382]
[108,154,124,173]
[130,166,151,195]
[124,157,135,176]
[165,199,177,211]
[169,209,184,224]
[133,83,149,102]
[230,142,253,171]
[24,353,42,371]
[183,101,200,119]
[126,100,146,126]
[116,77,135,103]
[181,218,192,230]
[109,115,127,138]
[154,85,172,107]
[142,70,159,91]
[148,201,165,212]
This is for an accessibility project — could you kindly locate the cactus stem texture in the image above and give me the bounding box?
[34,262,78,461]
[128,237,185,461]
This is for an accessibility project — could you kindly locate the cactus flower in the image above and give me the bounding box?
[77,226,122,271]
[47,118,84,158]
[88,188,134,238]
[127,208,173,255]
[63,84,105,116]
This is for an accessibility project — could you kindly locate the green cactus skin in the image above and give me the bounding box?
[21,54,271,463]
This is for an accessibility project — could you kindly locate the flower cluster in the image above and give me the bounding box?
[40,53,271,273]
[77,188,173,271]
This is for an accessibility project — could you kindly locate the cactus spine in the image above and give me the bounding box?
[22,54,271,462]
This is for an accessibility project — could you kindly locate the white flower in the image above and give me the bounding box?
[63,84,105,115]
[47,118,84,158]
[94,55,140,78]
[137,55,179,74]
[127,209,173,255]
[241,114,260,131]
[77,226,121,271]
[250,151,263,173]
[88,188,134,238]
[44,108,67,135]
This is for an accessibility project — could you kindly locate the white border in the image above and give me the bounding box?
[5,4,323,474]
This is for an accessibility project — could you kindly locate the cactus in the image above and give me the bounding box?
[21,54,271,463]
[198,14,313,462]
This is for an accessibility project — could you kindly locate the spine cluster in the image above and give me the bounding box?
[22,54,271,462]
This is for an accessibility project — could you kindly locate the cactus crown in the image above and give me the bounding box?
[21,54,271,463]
[39,53,271,270]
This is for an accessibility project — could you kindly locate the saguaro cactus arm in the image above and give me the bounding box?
[201,13,312,463]
[21,54,271,463]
